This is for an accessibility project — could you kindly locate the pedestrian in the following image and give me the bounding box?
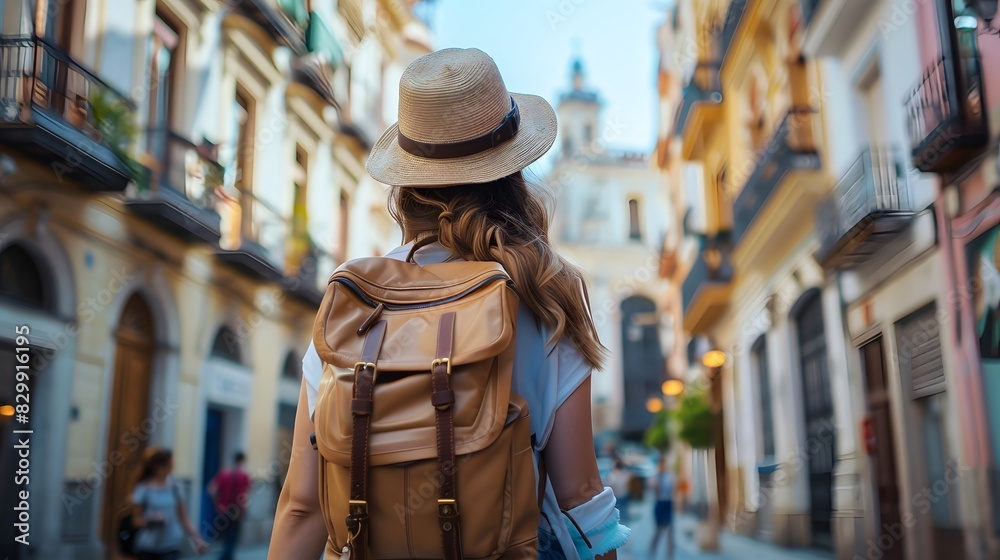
[268,48,631,560]
[131,447,208,560]
[606,457,632,524]
[649,455,676,559]
[208,451,252,560]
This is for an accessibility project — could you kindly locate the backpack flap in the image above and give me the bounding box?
[312,257,519,467]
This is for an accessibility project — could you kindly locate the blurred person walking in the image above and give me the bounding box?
[208,452,252,560]
[649,455,675,559]
[131,448,208,560]
[268,48,631,560]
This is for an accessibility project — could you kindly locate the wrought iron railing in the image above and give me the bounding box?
[682,232,734,315]
[240,189,291,268]
[801,0,824,26]
[0,36,135,143]
[675,61,723,136]
[904,47,987,171]
[720,0,748,63]
[145,128,223,210]
[732,106,820,245]
[817,147,911,263]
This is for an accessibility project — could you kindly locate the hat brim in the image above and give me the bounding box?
[365,92,557,188]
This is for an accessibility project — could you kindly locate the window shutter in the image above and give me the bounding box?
[896,303,945,397]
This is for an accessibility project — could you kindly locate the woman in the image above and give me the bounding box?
[269,48,630,559]
[131,447,208,560]
[649,455,675,559]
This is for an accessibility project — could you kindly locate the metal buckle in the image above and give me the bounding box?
[437,498,458,516]
[430,358,452,375]
[353,361,377,382]
[349,499,368,518]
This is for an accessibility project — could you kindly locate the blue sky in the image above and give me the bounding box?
[425,0,666,174]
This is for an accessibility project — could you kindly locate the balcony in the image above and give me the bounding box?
[682,232,734,334]
[732,107,822,249]
[815,147,913,269]
[801,0,823,26]
[904,49,988,173]
[125,129,223,244]
[235,0,307,53]
[216,190,290,282]
[720,0,748,65]
[281,239,336,307]
[676,62,723,159]
[0,36,135,191]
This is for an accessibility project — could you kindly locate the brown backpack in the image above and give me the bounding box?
[310,244,539,560]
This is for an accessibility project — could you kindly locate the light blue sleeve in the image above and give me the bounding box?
[509,302,593,451]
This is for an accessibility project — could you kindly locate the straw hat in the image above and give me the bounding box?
[366,48,557,188]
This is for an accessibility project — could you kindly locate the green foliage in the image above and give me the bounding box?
[643,409,672,452]
[88,88,147,190]
[89,88,137,153]
[673,389,717,449]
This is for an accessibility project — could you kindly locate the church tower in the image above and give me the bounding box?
[546,57,671,440]
[556,59,602,159]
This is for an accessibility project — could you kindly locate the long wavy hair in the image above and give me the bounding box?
[388,172,606,369]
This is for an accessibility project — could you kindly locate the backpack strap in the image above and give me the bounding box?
[431,312,463,560]
[345,320,387,560]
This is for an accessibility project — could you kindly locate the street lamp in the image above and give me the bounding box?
[646,397,664,413]
[662,379,684,397]
[701,349,727,369]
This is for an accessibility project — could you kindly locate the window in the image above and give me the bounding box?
[210,326,242,363]
[583,124,593,145]
[223,91,253,192]
[753,336,775,459]
[0,244,50,310]
[897,303,944,397]
[281,351,300,380]
[337,191,350,263]
[628,198,641,240]
[146,12,180,158]
[292,145,309,242]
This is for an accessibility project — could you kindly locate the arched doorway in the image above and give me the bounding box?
[102,294,155,558]
[620,295,665,441]
[0,243,56,560]
[794,290,834,548]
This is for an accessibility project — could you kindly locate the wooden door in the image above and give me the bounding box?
[862,337,903,560]
[102,295,154,559]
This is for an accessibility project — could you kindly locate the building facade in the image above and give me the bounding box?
[666,0,1000,559]
[667,0,847,552]
[0,1,430,558]
[547,60,671,439]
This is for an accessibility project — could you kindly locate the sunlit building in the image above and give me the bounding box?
[0,0,431,558]
[547,60,672,440]
[670,0,845,552]
[669,0,1000,559]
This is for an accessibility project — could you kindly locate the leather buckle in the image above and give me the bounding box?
[437,498,458,516]
[354,361,377,382]
[430,358,452,375]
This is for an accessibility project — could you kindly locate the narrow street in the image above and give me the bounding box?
[187,493,836,560]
